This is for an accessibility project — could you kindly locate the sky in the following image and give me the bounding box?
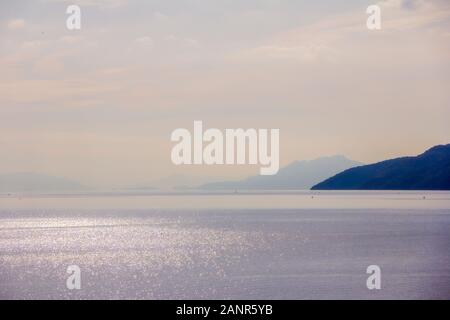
[0,0,449,188]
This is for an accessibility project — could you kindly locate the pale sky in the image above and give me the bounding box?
[0,0,449,188]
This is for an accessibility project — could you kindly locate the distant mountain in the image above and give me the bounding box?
[312,144,450,190]
[198,155,363,190]
[0,172,85,193]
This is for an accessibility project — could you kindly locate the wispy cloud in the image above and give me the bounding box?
[42,0,128,8]
[7,19,25,30]
[235,0,450,62]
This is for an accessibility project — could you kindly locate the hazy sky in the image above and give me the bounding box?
[0,0,449,188]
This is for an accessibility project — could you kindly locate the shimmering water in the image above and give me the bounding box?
[0,191,449,299]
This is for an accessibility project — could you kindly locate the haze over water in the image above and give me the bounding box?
[0,191,449,299]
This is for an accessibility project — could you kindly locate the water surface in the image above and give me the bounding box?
[0,191,449,299]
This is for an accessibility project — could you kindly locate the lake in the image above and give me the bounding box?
[0,191,449,299]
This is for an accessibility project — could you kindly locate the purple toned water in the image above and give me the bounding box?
[0,191,449,299]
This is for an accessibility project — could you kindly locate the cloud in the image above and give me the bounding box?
[33,55,65,75]
[21,40,46,50]
[42,0,128,8]
[164,35,201,48]
[153,11,169,21]
[98,67,131,75]
[135,36,154,45]
[7,19,26,30]
[0,79,118,105]
[378,0,450,31]
[233,0,450,63]
[60,36,85,44]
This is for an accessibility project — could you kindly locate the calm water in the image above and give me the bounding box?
[0,191,449,299]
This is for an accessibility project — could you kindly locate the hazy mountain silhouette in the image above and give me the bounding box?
[198,155,363,190]
[0,172,85,193]
[312,144,450,190]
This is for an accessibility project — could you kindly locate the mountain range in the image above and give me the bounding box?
[312,144,450,190]
[198,155,363,190]
[3,144,449,192]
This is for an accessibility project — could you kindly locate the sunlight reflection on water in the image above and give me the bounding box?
[0,192,449,299]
